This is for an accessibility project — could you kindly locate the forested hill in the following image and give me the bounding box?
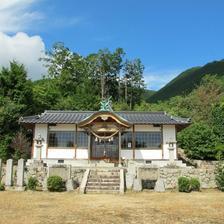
[148,60,224,102]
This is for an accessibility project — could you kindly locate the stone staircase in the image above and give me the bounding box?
[85,168,122,194]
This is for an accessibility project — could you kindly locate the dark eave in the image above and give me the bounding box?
[19,110,191,126]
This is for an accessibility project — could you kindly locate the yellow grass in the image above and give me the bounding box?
[0,190,223,224]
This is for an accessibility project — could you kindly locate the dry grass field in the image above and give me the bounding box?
[0,190,223,224]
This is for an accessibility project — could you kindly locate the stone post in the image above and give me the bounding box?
[0,159,2,181]
[169,147,175,163]
[5,159,13,187]
[16,159,25,191]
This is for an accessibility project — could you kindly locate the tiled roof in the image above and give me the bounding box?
[19,110,190,125]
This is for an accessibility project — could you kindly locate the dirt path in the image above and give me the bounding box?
[0,190,223,224]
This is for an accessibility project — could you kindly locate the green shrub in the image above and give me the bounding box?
[47,176,65,192]
[216,163,224,191]
[190,178,200,191]
[0,183,5,191]
[27,176,38,190]
[178,177,191,192]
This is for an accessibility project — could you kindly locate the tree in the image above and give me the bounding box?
[0,61,33,160]
[178,122,218,160]
[87,48,125,100]
[123,59,145,109]
[11,131,31,160]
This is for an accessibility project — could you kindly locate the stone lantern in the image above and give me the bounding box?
[167,140,177,163]
[34,134,44,160]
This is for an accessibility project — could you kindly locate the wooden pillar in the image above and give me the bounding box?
[74,124,78,159]
[132,124,135,160]
[88,132,91,163]
[31,126,35,159]
[118,130,121,166]
[46,124,49,159]
[161,125,164,159]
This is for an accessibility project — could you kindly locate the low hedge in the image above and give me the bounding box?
[216,163,224,191]
[47,176,65,192]
[27,177,38,191]
[178,177,200,192]
[178,177,191,192]
[189,177,200,191]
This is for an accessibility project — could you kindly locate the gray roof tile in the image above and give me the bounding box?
[19,110,190,125]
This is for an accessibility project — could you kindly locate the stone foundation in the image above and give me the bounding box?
[0,159,222,191]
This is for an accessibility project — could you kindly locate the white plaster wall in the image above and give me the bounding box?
[33,124,48,159]
[163,125,177,159]
[76,149,88,159]
[48,124,76,131]
[135,150,162,159]
[121,150,133,159]
[134,125,161,132]
[47,149,75,159]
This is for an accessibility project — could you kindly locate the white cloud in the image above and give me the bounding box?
[144,68,183,90]
[0,0,43,33]
[0,32,47,79]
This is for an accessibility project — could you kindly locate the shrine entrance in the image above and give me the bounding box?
[91,134,119,161]
[77,111,132,164]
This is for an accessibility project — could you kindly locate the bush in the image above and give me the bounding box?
[47,176,64,192]
[216,163,224,191]
[178,122,217,160]
[27,176,38,190]
[190,178,200,191]
[0,183,5,191]
[178,177,191,192]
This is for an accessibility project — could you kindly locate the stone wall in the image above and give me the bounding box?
[26,161,48,188]
[158,167,216,189]
[127,161,220,190]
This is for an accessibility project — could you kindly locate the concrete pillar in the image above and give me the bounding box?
[5,159,13,187]
[16,159,25,190]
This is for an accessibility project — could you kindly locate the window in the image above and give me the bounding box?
[121,132,132,149]
[135,132,162,149]
[49,131,75,148]
[77,131,88,148]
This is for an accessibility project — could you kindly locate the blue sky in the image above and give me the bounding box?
[0,0,224,90]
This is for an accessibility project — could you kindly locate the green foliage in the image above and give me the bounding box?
[27,177,38,191]
[47,176,65,192]
[0,183,5,191]
[178,123,217,160]
[0,135,13,161]
[178,177,191,192]
[178,177,200,192]
[189,178,200,191]
[211,103,224,143]
[215,163,224,191]
[149,60,224,102]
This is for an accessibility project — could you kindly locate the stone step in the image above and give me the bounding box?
[85,189,120,194]
[89,173,120,177]
[88,178,120,183]
[86,186,120,190]
[90,169,120,172]
[87,182,119,187]
[89,175,120,178]
[87,180,120,184]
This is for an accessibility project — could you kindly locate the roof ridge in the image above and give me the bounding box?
[44,110,95,113]
[44,110,165,114]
